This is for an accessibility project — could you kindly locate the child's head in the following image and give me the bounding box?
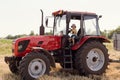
[71,24,76,29]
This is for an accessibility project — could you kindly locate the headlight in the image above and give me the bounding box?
[18,45,23,50]
[18,40,30,52]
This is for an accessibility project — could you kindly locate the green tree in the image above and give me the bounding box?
[45,30,53,35]
[108,26,120,39]
[6,34,27,39]
[29,30,35,36]
[6,35,14,39]
[115,26,120,33]
[101,30,107,37]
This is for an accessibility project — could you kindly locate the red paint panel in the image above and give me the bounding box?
[72,36,110,50]
[14,36,61,57]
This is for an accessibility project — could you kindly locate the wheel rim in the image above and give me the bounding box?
[28,58,46,78]
[86,48,105,71]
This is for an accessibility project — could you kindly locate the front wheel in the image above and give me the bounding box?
[9,61,19,75]
[19,52,50,80]
[75,41,109,75]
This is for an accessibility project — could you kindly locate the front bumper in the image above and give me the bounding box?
[4,56,15,64]
[5,56,22,64]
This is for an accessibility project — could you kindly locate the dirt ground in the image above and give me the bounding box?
[0,48,120,80]
[106,49,120,80]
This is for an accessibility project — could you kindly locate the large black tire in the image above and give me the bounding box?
[19,52,50,80]
[75,41,109,75]
[9,61,19,75]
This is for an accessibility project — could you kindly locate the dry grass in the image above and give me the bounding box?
[0,39,12,55]
[2,71,109,80]
[104,41,120,80]
[0,39,120,80]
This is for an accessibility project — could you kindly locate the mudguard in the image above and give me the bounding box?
[32,47,56,68]
[72,36,110,50]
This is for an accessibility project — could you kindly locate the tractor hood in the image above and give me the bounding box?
[13,35,62,57]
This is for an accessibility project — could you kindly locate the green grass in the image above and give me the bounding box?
[0,39,12,55]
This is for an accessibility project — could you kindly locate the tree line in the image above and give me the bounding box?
[101,26,120,39]
[5,30,53,39]
[5,31,37,39]
[5,26,120,39]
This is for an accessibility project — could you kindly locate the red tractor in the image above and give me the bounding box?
[5,10,110,80]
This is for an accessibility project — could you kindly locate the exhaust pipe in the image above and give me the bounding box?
[40,9,45,35]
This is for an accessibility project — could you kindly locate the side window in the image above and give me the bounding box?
[57,18,66,35]
[54,15,66,36]
[84,16,97,35]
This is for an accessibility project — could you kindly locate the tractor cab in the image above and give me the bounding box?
[45,10,102,46]
[46,10,101,36]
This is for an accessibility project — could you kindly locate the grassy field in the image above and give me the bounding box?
[0,39,120,80]
[0,39,12,55]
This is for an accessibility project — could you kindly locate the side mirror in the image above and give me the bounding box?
[45,18,48,27]
[45,16,54,28]
[99,15,102,18]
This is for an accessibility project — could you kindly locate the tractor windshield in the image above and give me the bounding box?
[54,15,66,35]
[46,12,100,36]
[83,16,100,36]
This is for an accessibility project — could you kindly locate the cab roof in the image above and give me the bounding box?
[52,10,97,16]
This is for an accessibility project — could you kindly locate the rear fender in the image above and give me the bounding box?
[72,36,110,50]
[32,47,55,68]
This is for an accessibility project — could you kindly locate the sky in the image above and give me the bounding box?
[0,0,120,37]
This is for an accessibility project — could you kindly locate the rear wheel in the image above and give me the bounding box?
[75,41,109,75]
[19,52,50,80]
